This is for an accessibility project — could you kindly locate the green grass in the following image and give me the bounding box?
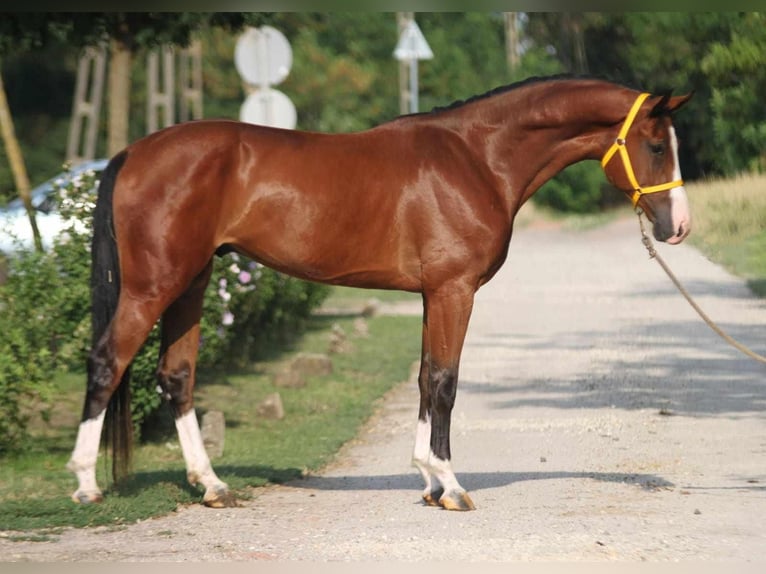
[686,174,766,296]
[0,309,421,532]
[321,285,421,307]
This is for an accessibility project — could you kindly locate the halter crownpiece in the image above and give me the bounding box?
[601,92,684,208]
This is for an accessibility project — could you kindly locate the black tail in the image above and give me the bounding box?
[89,150,132,484]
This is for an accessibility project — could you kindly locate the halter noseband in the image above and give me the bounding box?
[601,92,683,208]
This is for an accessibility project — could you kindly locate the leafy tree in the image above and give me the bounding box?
[702,12,766,173]
[613,13,739,179]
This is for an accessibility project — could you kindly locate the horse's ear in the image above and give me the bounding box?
[650,91,694,117]
[649,92,673,118]
[667,91,694,113]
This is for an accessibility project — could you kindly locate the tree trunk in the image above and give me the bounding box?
[107,38,132,157]
[0,59,43,252]
[561,14,588,74]
[571,17,588,74]
[504,13,520,73]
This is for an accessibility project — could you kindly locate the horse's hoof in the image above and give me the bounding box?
[439,489,476,511]
[422,488,444,507]
[71,490,103,504]
[203,487,239,508]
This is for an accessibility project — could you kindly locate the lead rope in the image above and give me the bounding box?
[636,209,766,365]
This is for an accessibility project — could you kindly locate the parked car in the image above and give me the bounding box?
[0,158,109,255]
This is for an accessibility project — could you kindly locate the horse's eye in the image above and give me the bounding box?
[649,142,666,156]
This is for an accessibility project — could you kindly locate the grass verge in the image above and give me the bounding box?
[0,309,421,531]
[686,173,766,296]
[321,285,421,307]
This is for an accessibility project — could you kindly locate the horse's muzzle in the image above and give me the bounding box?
[655,219,690,245]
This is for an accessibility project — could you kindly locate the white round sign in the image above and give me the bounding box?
[239,87,297,129]
[234,25,292,87]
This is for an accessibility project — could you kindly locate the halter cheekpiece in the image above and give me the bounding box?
[601,92,683,208]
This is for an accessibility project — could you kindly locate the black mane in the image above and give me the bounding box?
[427,73,612,115]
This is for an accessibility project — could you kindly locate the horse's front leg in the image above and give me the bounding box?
[412,283,476,511]
[412,335,439,505]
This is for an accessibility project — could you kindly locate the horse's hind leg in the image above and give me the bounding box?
[411,281,476,511]
[156,260,235,508]
[68,297,165,504]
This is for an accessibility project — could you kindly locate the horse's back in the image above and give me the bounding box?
[111,120,424,289]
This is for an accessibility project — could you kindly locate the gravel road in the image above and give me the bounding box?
[4,213,766,562]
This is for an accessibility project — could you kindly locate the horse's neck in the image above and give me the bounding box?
[456,80,634,209]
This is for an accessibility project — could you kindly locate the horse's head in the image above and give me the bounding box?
[601,91,693,244]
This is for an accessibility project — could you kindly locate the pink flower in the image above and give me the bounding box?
[222,311,234,326]
[238,270,252,284]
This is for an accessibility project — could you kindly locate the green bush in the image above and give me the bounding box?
[0,279,54,453]
[533,160,614,213]
[0,230,82,452]
[0,329,52,452]
[0,165,329,449]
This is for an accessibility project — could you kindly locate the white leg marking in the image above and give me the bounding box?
[412,415,431,464]
[412,416,435,494]
[67,410,106,502]
[668,126,691,243]
[175,409,228,498]
[412,414,466,497]
[426,450,465,495]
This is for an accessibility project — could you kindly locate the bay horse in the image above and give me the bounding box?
[67,76,692,511]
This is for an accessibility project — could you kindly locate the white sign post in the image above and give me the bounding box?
[234,26,297,129]
[393,20,433,114]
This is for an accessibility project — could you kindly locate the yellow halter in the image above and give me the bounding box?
[601,92,683,208]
